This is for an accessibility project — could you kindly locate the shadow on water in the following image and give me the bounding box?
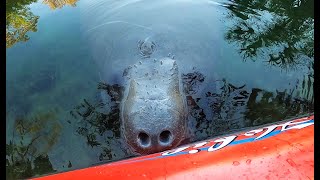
[6,0,79,48]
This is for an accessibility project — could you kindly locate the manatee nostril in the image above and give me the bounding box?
[138,132,151,147]
[159,130,172,144]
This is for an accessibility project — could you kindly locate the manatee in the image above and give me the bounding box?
[82,1,222,155]
[88,32,219,155]
[121,57,188,154]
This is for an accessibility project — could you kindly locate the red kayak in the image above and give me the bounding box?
[32,115,314,180]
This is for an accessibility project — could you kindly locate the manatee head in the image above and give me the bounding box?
[120,58,188,155]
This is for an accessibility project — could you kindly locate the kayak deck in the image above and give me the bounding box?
[32,115,314,180]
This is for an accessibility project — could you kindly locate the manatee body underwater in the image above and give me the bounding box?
[120,57,188,155]
[88,33,214,155]
[83,6,220,154]
[90,33,214,155]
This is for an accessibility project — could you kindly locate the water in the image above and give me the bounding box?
[6,0,314,179]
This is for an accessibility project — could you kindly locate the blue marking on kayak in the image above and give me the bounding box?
[113,119,314,164]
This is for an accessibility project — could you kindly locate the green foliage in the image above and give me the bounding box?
[6,0,39,48]
[43,0,79,9]
[6,0,79,48]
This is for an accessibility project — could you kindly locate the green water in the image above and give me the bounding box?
[6,0,314,179]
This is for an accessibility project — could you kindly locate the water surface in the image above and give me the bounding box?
[6,0,314,179]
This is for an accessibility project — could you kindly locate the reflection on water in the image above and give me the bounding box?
[6,0,79,48]
[43,0,79,9]
[223,0,314,70]
[70,83,130,161]
[69,69,313,158]
[6,0,313,179]
[6,110,61,179]
[6,0,39,48]
[181,71,312,140]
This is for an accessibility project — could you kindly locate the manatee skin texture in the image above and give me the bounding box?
[121,57,187,155]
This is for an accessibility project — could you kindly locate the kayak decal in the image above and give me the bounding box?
[110,117,314,165]
[162,118,314,156]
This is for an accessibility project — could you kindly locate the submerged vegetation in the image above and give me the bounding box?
[70,70,313,160]
[6,110,61,179]
[6,0,313,179]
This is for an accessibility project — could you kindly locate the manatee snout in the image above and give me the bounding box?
[121,58,188,154]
